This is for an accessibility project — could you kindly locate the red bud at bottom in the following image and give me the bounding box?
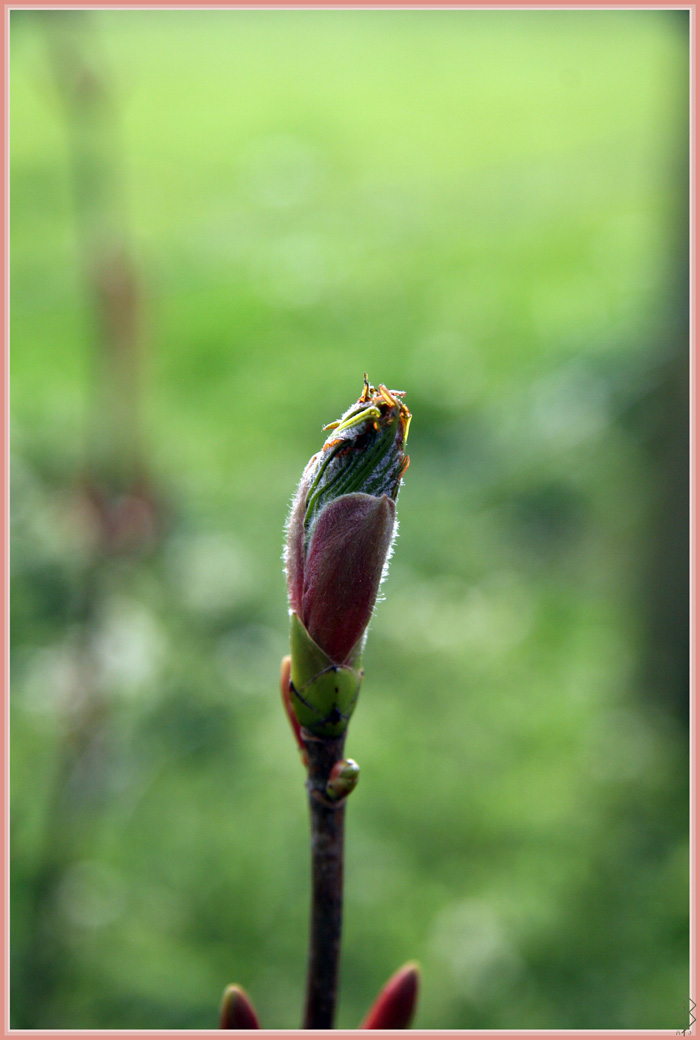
[360,962,420,1029]
[219,985,261,1029]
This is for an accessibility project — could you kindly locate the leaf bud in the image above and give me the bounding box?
[284,376,410,737]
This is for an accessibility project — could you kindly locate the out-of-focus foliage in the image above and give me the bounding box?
[10,9,689,1030]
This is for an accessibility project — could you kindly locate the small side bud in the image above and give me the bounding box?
[219,984,260,1030]
[360,962,420,1030]
[326,758,360,801]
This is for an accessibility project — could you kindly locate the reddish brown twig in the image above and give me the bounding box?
[301,731,347,1029]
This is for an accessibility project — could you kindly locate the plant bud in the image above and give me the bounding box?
[326,758,360,801]
[219,985,261,1029]
[285,376,410,737]
[359,962,420,1030]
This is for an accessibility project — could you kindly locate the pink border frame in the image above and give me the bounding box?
[3,3,695,1038]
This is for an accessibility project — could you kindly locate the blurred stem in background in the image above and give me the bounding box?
[638,128,689,729]
[43,11,160,543]
[12,14,161,1027]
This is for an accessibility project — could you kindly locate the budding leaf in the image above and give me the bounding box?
[285,376,410,737]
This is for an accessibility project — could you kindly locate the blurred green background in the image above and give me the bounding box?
[10,9,690,1031]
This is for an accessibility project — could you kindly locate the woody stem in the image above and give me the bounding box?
[302,733,347,1030]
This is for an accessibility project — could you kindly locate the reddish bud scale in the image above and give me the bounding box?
[279,655,308,767]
